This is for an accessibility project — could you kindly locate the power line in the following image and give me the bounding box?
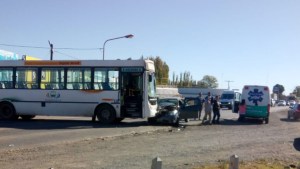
[54,50,79,60]
[0,43,102,51]
[0,43,48,49]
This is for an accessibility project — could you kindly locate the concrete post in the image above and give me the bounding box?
[151,156,162,169]
[229,154,239,169]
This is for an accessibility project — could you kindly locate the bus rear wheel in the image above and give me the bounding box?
[96,105,116,124]
[20,115,36,120]
[0,103,18,120]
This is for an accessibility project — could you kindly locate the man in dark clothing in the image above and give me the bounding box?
[212,95,221,124]
[197,92,204,120]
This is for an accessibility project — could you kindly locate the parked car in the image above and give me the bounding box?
[287,103,300,120]
[277,100,287,106]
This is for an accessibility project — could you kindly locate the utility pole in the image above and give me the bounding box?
[225,80,234,90]
[48,40,53,60]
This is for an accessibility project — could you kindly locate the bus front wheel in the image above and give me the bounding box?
[0,102,18,120]
[96,105,116,124]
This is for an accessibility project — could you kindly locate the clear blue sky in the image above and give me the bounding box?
[1,0,299,94]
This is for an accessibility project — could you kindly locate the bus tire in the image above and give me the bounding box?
[95,105,116,124]
[0,102,18,120]
[20,115,35,120]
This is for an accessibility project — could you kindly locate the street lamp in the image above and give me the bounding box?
[102,34,134,60]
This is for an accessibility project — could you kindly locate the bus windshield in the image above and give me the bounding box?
[148,73,156,98]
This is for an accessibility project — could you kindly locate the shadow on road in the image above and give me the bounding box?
[293,138,300,151]
[178,118,266,127]
[0,119,166,130]
[280,118,300,123]
[216,118,266,125]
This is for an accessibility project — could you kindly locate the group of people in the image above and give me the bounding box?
[197,92,221,125]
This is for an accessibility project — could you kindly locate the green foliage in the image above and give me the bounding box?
[273,84,285,94]
[147,56,218,88]
[293,86,300,97]
[196,75,218,88]
[148,56,169,85]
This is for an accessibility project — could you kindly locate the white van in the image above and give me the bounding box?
[239,85,271,124]
[220,90,241,110]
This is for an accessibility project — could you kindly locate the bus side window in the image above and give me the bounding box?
[45,84,52,90]
[31,83,38,89]
[0,82,4,89]
[59,83,64,89]
[4,82,12,89]
[17,82,27,89]
[101,82,112,90]
[72,83,81,90]
[84,83,91,90]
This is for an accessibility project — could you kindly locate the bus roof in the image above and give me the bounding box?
[0,59,155,71]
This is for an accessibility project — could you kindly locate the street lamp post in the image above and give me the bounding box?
[102,34,134,60]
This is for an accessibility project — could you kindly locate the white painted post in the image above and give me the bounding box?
[229,154,239,169]
[151,157,162,169]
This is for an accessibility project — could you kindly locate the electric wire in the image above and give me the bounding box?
[54,50,79,60]
[0,43,102,51]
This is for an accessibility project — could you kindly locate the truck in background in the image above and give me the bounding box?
[220,90,241,111]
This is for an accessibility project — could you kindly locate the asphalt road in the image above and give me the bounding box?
[1,106,299,169]
[0,116,170,151]
[0,106,285,151]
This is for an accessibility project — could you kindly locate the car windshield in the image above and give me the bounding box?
[158,99,178,106]
[221,94,234,99]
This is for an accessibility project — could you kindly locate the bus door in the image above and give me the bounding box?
[120,68,144,118]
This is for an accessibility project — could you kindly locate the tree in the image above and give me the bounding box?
[273,84,285,100]
[148,56,169,85]
[293,86,300,97]
[198,75,218,88]
[273,84,285,94]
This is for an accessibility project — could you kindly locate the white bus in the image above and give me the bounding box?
[0,59,157,123]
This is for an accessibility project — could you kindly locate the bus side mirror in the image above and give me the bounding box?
[149,75,152,82]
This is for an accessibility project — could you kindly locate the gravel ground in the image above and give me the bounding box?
[1,107,300,169]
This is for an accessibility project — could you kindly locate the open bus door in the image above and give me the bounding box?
[120,68,143,118]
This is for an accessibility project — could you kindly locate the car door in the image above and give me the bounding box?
[179,97,200,119]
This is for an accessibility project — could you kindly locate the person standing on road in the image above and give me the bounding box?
[212,95,221,124]
[202,92,213,125]
[197,92,204,120]
[238,99,246,121]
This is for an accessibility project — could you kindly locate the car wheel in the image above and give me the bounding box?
[147,117,157,124]
[172,118,180,127]
[265,118,269,124]
[288,113,291,120]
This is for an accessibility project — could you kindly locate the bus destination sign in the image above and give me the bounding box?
[121,67,143,72]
